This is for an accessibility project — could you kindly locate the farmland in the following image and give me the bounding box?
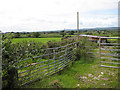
[24,57,119,88]
[12,38,62,44]
[2,29,120,89]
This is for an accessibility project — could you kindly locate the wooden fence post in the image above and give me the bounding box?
[99,37,101,66]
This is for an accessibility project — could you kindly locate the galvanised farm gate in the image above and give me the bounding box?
[99,37,120,68]
[16,42,77,86]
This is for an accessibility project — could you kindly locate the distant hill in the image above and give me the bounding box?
[4,27,119,33]
[23,27,119,33]
[45,27,119,32]
[64,27,119,31]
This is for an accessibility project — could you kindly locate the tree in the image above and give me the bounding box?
[69,31,74,35]
[60,30,66,37]
[27,34,32,37]
[33,32,40,38]
[14,32,20,38]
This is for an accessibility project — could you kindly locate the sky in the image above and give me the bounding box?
[0,0,119,32]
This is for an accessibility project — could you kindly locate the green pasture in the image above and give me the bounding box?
[39,34,62,38]
[22,46,119,88]
[107,38,118,43]
[12,38,62,44]
[17,56,72,86]
[24,57,119,88]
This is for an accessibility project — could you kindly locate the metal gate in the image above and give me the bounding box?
[99,37,120,68]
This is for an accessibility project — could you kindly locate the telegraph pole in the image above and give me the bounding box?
[77,12,79,39]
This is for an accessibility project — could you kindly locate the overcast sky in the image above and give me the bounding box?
[0,0,119,32]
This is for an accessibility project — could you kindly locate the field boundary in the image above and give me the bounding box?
[16,42,78,86]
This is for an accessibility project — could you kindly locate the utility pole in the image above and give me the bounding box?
[77,12,79,39]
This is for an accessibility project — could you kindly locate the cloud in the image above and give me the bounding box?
[0,0,118,32]
[80,15,117,28]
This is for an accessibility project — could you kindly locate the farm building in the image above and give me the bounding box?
[79,35,107,43]
[61,35,108,43]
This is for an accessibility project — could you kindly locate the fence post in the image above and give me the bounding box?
[53,48,56,72]
[99,37,101,66]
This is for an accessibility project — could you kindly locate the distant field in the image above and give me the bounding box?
[12,38,62,44]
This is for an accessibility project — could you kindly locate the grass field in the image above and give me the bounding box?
[12,38,62,44]
[24,56,119,88]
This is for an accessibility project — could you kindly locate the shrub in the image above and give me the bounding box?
[2,34,19,88]
[73,37,97,61]
[2,34,46,88]
[32,32,40,38]
[14,32,21,38]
